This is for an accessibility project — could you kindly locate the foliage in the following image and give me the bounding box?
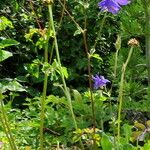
[0,0,150,149]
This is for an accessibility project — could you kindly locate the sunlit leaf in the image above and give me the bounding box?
[0,79,26,93]
[0,16,13,31]
[143,141,150,150]
[73,89,82,102]
[78,0,89,9]
[6,80,26,92]
[90,53,102,61]
[0,49,13,62]
[25,28,39,42]
[61,67,68,79]
[0,39,19,49]
[101,133,113,150]
[123,124,132,143]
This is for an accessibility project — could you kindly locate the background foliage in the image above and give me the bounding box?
[0,0,150,149]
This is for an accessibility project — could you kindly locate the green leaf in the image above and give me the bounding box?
[122,144,135,150]
[99,95,107,101]
[26,87,40,97]
[90,53,102,61]
[25,59,40,78]
[42,62,56,76]
[78,0,89,9]
[123,124,132,143]
[144,143,150,150]
[7,80,26,92]
[73,89,82,102]
[74,29,82,36]
[101,133,113,150]
[0,39,19,49]
[0,16,13,31]
[25,28,39,42]
[0,79,26,93]
[36,37,47,49]
[61,67,68,79]
[46,95,66,105]
[0,50,13,62]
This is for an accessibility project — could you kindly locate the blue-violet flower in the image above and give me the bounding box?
[98,0,129,14]
[92,75,110,89]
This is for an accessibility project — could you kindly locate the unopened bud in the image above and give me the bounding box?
[115,34,121,50]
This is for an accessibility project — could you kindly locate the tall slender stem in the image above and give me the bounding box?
[117,46,134,142]
[83,22,96,147]
[114,34,121,79]
[82,1,100,148]
[49,0,66,64]
[39,40,49,149]
[82,2,96,130]
[0,115,14,149]
[145,3,150,85]
[48,4,85,149]
[93,13,107,49]
[48,3,78,130]
[0,93,17,150]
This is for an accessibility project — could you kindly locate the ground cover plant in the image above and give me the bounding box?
[0,0,150,149]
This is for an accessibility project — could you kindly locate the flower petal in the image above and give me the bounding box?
[115,0,129,5]
[92,74,110,89]
[98,0,121,14]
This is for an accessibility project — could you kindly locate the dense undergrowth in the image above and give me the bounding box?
[0,0,150,149]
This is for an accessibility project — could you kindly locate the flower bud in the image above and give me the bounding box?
[128,38,139,46]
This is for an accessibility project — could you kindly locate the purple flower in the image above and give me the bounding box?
[92,75,110,89]
[98,0,129,14]
[115,0,129,5]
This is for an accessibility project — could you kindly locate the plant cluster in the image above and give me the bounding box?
[0,0,150,149]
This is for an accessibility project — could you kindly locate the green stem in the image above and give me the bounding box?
[117,46,134,142]
[58,0,84,33]
[0,115,14,149]
[49,0,66,64]
[93,13,107,50]
[82,0,96,132]
[0,93,17,150]
[40,41,49,149]
[48,4,85,149]
[145,4,150,85]
[82,14,96,149]
[114,48,119,79]
[48,3,78,130]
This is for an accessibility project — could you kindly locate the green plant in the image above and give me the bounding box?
[1,0,150,149]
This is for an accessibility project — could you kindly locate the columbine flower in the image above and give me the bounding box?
[92,74,110,89]
[98,0,129,14]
